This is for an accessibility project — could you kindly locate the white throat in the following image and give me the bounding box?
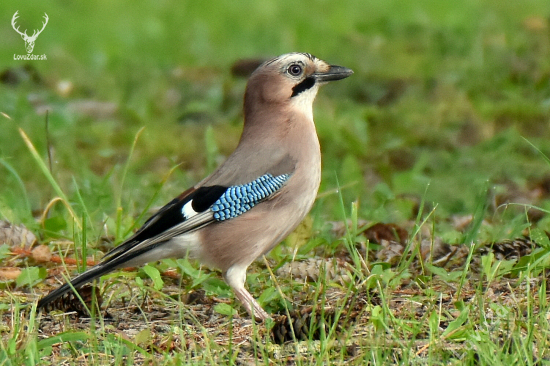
[290,85,319,122]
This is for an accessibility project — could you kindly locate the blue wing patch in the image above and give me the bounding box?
[211,173,290,221]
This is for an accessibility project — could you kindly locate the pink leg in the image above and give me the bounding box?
[224,264,270,321]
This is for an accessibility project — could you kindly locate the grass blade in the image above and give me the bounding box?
[19,128,81,229]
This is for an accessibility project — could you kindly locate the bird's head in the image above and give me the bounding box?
[244,53,353,121]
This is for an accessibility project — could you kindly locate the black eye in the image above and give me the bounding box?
[288,64,303,76]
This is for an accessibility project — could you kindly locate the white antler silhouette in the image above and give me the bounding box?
[12,11,49,53]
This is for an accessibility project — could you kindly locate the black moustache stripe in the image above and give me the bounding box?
[291,77,315,97]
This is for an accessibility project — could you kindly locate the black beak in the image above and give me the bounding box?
[313,65,354,82]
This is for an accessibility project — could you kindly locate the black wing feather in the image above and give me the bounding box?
[103,185,227,260]
[37,184,228,311]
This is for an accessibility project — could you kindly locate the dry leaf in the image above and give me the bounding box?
[0,220,37,248]
[363,222,408,244]
[0,267,21,280]
[31,245,52,262]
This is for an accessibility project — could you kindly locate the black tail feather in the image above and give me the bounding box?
[37,240,169,311]
[37,263,113,310]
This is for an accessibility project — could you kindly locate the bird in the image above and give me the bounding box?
[37,52,353,321]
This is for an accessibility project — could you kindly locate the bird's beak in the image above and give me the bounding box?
[313,65,354,82]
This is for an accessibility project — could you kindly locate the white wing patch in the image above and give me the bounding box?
[181,200,198,219]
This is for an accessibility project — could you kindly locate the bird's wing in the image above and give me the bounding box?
[38,173,291,310]
[100,185,224,261]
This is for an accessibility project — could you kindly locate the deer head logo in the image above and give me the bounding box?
[11,11,49,54]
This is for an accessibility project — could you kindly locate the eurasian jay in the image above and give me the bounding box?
[37,53,353,320]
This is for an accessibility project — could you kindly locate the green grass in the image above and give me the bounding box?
[2,0,550,364]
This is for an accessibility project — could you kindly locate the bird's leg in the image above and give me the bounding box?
[224,265,270,321]
[234,285,270,321]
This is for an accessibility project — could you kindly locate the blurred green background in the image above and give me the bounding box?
[1,0,550,245]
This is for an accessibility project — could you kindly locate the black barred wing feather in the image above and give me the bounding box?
[212,174,290,221]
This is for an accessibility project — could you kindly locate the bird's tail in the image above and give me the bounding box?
[36,261,115,310]
[37,239,163,310]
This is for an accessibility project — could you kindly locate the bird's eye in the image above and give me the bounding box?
[288,64,303,76]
